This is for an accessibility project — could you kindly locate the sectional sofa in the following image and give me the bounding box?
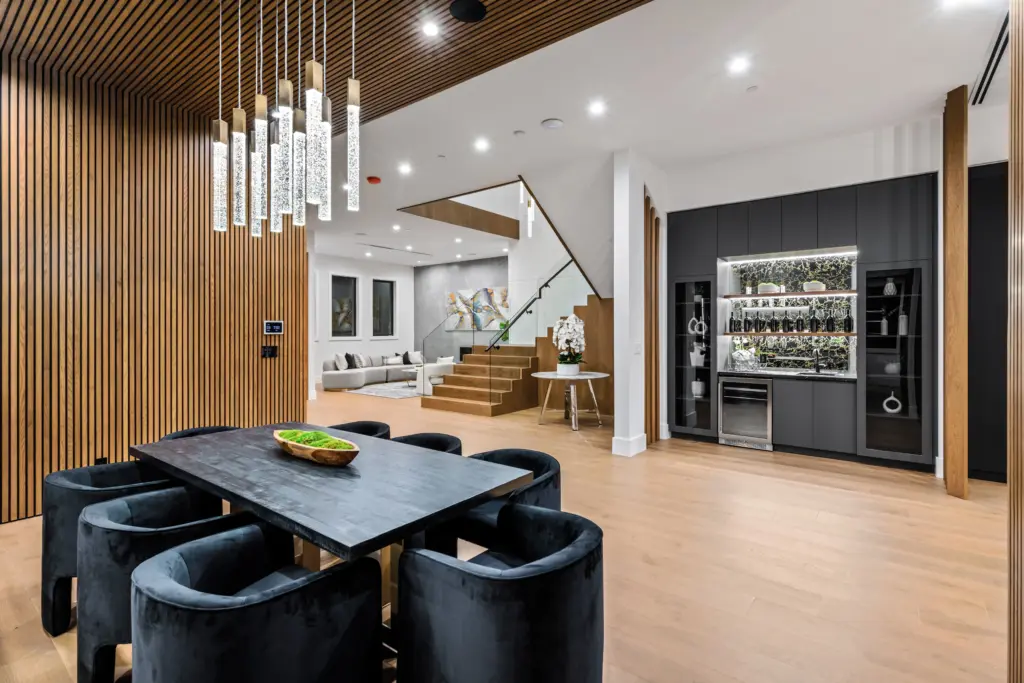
[320,353,454,394]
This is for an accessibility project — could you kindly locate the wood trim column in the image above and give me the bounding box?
[1009,1,1024,677]
[943,84,969,499]
[644,191,661,445]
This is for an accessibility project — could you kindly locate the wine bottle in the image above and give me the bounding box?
[795,310,806,332]
[843,308,854,333]
[743,311,753,333]
[782,311,794,333]
[769,311,780,333]
[756,313,766,333]
[809,309,821,333]
[825,308,836,333]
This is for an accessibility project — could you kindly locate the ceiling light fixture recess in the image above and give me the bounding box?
[405,245,413,250]
[541,118,564,129]
[392,224,401,231]
[450,0,486,22]
[588,99,606,117]
[513,129,525,137]
[397,162,412,175]
[365,251,372,257]
[422,22,439,36]
[727,54,751,76]
[456,254,462,259]
[454,237,462,243]
[474,137,490,152]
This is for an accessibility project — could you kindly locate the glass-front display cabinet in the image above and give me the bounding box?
[671,278,714,435]
[857,263,933,464]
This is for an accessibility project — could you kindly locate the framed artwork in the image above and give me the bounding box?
[445,287,510,331]
[331,275,357,338]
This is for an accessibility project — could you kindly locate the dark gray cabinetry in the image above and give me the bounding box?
[773,379,857,454]
[856,176,935,263]
[817,186,857,249]
[716,203,749,258]
[812,382,857,454]
[667,207,717,277]
[781,193,818,252]
[748,197,782,255]
[772,380,814,449]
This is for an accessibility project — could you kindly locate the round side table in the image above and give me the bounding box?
[531,371,610,431]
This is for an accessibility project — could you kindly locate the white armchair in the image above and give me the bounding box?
[415,361,454,396]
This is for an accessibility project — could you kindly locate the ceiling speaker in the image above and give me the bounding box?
[450,0,487,23]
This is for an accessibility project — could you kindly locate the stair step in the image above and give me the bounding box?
[421,396,499,417]
[472,344,537,357]
[433,385,509,402]
[462,354,533,367]
[444,375,515,391]
[454,364,523,379]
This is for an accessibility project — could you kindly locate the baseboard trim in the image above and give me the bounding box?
[612,433,646,457]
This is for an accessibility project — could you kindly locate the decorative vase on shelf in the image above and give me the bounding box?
[883,278,897,296]
[557,363,580,377]
[692,379,705,398]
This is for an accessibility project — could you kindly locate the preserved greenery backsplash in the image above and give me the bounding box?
[733,255,855,291]
[729,336,853,371]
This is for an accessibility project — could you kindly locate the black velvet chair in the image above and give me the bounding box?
[77,486,242,683]
[428,449,561,554]
[392,432,463,455]
[159,425,238,440]
[41,461,172,637]
[398,505,604,683]
[329,420,391,439]
[131,524,382,683]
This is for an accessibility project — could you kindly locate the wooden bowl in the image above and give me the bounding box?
[273,430,360,466]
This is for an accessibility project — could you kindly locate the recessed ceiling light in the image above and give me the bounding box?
[342,183,351,191]
[746,85,759,94]
[474,137,490,152]
[456,254,462,259]
[417,260,422,264]
[422,22,439,37]
[587,100,607,117]
[727,55,751,76]
[405,245,413,251]
[454,237,462,243]
[355,232,367,236]
[392,224,401,231]
[450,0,487,22]
[541,118,564,130]
[397,162,412,175]
[513,130,526,137]
[365,252,372,257]
[502,247,509,252]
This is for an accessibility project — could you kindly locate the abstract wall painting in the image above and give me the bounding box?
[445,287,510,331]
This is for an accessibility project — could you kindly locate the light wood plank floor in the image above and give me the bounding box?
[0,390,1007,682]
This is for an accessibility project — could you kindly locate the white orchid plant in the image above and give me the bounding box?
[552,314,586,365]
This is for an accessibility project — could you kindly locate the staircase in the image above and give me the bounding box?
[421,345,540,416]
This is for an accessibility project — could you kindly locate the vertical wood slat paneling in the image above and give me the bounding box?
[0,57,308,523]
[1010,1,1024,677]
[943,85,969,499]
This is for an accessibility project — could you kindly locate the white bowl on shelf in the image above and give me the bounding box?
[802,281,826,292]
[756,283,780,294]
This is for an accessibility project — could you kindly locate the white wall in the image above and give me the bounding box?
[661,103,1008,212]
[450,182,520,218]
[310,252,415,384]
[522,153,615,298]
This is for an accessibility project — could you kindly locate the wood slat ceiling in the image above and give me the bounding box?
[0,0,650,136]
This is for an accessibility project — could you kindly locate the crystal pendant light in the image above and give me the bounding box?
[250,131,262,237]
[305,0,324,206]
[269,121,283,233]
[250,0,267,223]
[318,95,332,220]
[230,0,246,227]
[277,0,293,214]
[293,110,306,226]
[346,0,359,212]
[212,0,228,232]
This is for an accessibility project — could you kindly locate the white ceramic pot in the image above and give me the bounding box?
[557,363,580,377]
[692,379,705,398]
[689,350,705,367]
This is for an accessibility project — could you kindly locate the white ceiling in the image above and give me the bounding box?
[450,182,521,219]
[311,0,1007,265]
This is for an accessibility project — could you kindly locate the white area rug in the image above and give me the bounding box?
[347,381,420,399]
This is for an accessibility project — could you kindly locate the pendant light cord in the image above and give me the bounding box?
[218,0,223,120]
[284,0,288,88]
[259,0,264,92]
[312,0,316,62]
[236,0,241,108]
[350,0,354,79]
[297,0,302,108]
[275,0,279,107]
[323,0,327,96]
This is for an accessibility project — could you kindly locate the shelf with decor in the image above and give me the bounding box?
[671,277,715,437]
[722,289,856,300]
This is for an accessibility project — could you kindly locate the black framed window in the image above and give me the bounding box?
[331,275,357,337]
[372,279,396,337]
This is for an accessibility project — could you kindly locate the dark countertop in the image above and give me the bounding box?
[718,369,856,383]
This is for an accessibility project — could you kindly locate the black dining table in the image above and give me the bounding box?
[129,422,533,610]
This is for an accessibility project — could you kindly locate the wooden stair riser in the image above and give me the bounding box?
[421,396,498,417]
[432,385,509,402]
[471,344,537,357]
[443,375,515,391]
[461,354,532,368]
[453,364,523,379]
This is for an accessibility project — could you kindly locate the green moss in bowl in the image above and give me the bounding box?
[277,429,355,450]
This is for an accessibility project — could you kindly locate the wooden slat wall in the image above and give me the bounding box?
[0,56,307,524]
[1009,0,1024,675]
